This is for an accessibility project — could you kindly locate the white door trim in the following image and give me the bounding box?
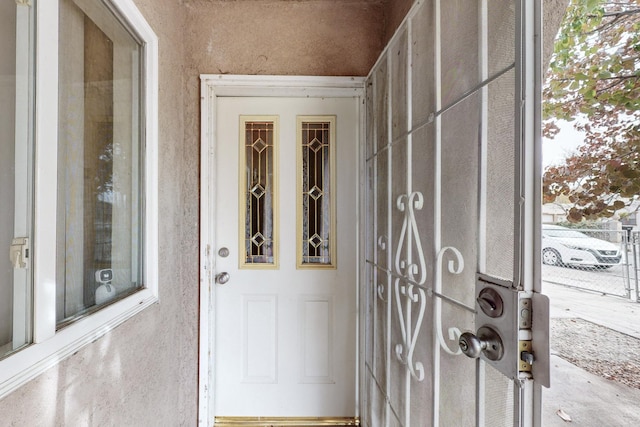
[198,75,366,426]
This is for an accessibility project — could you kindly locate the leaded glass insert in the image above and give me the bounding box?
[242,120,277,266]
[298,118,336,268]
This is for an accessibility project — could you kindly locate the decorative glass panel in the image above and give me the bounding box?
[298,117,336,268]
[241,118,278,267]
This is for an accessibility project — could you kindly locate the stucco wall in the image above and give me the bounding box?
[383,0,414,43]
[543,0,571,70]
[0,1,388,425]
[184,0,384,77]
[0,0,197,425]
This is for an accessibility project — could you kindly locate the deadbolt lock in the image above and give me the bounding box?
[477,287,504,318]
[459,326,504,361]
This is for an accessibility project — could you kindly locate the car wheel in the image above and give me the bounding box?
[542,248,562,266]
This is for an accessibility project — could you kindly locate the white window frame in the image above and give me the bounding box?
[0,0,158,399]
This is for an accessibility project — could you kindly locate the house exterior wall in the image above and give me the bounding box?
[543,0,570,69]
[0,0,387,425]
[184,0,384,77]
[0,0,196,425]
[382,0,414,43]
[182,0,387,185]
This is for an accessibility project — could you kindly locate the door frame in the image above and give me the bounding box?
[198,75,366,426]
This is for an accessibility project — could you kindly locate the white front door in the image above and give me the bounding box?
[213,96,359,420]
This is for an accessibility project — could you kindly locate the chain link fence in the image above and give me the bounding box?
[631,231,640,302]
[541,225,640,301]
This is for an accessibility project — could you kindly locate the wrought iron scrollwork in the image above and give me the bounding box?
[434,246,465,355]
[393,191,427,381]
[395,192,426,284]
[376,235,388,301]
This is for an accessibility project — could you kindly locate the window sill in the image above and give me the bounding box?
[0,288,157,400]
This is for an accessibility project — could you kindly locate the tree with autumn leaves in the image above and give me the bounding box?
[543,0,640,222]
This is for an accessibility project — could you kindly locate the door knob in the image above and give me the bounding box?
[458,326,504,361]
[215,272,230,285]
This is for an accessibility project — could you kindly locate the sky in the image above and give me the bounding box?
[542,120,583,168]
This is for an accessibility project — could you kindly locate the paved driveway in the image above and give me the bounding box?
[542,282,640,426]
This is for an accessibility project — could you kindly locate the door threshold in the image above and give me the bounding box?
[214,416,360,426]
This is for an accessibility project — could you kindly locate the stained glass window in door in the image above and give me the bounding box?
[298,117,336,268]
[241,118,278,267]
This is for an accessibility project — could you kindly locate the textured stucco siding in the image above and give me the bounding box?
[184,0,385,76]
[0,0,387,425]
[0,0,196,425]
[383,0,414,43]
[543,0,571,69]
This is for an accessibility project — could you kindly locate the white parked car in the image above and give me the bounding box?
[541,224,622,269]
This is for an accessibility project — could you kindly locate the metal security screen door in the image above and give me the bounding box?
[361,1,547,427]
[201,84,363,426]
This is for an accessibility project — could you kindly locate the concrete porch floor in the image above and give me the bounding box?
[542,282,640,426]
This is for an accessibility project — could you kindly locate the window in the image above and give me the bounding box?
[0,0,34,359]
[56,0,144,326]
[0,0,157,399]
[240,117,279,269]
[297,116,336,268]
